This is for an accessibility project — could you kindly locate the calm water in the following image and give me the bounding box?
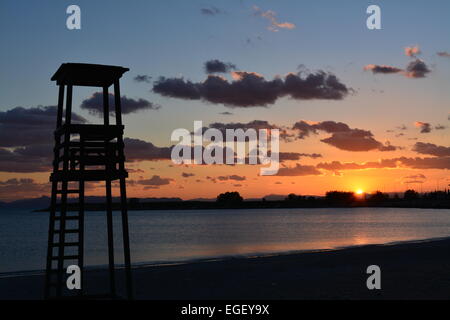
[1,207,450,274]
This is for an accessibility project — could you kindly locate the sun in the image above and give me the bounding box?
[355,189,364,195]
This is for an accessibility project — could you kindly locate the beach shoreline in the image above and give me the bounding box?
[1,236,450,300]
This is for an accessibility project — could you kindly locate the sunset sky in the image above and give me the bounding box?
[0,0,449,201]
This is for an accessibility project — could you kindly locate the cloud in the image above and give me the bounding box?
[202,120,294,142]
[412,142,450,157]
[437,51,450,58]
[317,156,450,171]
[364,46,431,79]
[278,152,322,162]
[403,180,425,184]
[0,178,50,201]
[204,60,236,74]
[276,164,322,176]
[0,106,86,172]
[405,46,421,57]
[153,69,351,108]
[219,112,233,115]
[403,174,426,180]
[0,144,52,173]
[292,120,398,152]
[435,124,447,130]
[137,175,173,186]
[415,121,432,133]
[181,172,195,178]
[80,92,161,116]
[217,175,246,181]
[133,75,152,83]
[364,64,403,74]
[252,6,295,32]
[124,138,172,162]
[201,6,223,16]
[404,59,431,78]
[0,106,86,148]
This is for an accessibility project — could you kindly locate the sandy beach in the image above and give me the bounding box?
[1,237,450,300]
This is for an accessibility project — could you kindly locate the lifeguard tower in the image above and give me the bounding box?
[45,63,133,299]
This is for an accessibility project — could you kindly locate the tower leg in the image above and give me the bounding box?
[44,180,58,299]
[119,177,133,299]
[105,179,116,297]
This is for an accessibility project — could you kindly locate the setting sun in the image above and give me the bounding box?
[356,189,364,195]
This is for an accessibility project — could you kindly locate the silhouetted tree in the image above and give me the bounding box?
[285,193,304,202]
[325,191,356,204]
[217,191,243,203]
[368,191,389,202]
[404,189,419,200]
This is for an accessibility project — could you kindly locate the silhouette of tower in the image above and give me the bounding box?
[45,63,133,299]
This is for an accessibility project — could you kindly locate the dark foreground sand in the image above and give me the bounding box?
[1,238,450,300]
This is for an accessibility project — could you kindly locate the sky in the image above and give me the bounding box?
[0,0,449,201]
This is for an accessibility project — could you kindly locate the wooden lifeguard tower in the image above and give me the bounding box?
[45,63,133,299]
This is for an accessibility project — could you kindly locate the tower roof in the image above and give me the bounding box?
[51,63,129,87]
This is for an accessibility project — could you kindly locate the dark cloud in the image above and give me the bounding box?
[209,120,279,131]
[412,142,450,157]
[435,124,447,130]
[317,156,450,171]
[0,178,50,201]
[204,60,236,74]
[137,175,173,186]
[153,69,351,108]
[403,174,426,180]
[415,122,432,133]
[278,152,322,162]
[403,180,425,184]
[80,92,161,116]
[276,164,322,176]
[0,106,86,172]
[124,138,172,162]
[0,144,52,173]
[219,112,233,115]
[200,6,223,16]
[133,75,152,83]
[0,106,86,148]
[364,46,431,79]
[405,59,431,78]
[364,65,403,74]
[181,172,195,178]
[292,120,397,152]
[216,175,246,181]
[437,51,450,58]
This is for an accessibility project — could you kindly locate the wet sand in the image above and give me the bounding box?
[1,237,450,300]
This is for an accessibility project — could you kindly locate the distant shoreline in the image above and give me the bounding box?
[33,199,450,212]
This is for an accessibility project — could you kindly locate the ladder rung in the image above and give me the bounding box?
[54,229,80,234]
[51,255,80,261]
[54,216,80,221]
[51,242,80,247]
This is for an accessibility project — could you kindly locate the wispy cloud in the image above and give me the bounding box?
[252,6,295,32]
[80,92,161,116]
[414,121,432,133]
[437,51,450,58]
[405,45,421,57]
[200,6,223,16]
